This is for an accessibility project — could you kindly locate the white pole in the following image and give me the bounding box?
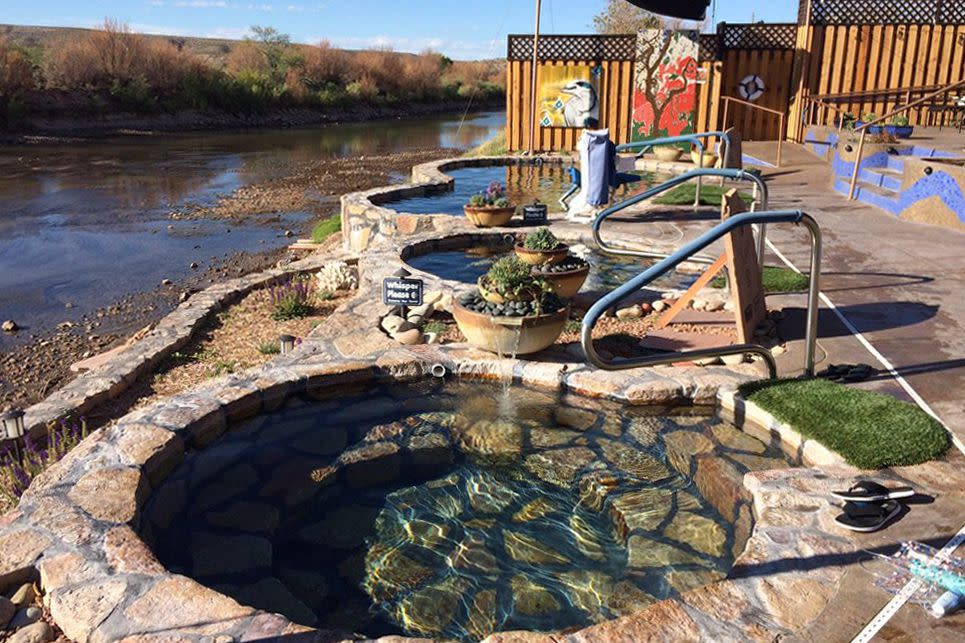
[529,0,542,153]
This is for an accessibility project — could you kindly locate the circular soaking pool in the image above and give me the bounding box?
[383,165,652,216]
[141,378,790,641]
[405,240,697,293]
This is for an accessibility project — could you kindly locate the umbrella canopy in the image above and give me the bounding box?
[623,0,711,21]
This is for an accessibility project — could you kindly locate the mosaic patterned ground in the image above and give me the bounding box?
[141,379,791,641]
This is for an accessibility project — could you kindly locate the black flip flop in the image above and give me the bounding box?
[842,363,875,382]
[831,480,915,502]
[835,500,902,533]
[817,363,851,380]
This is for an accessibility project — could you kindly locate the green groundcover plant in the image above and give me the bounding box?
[522,227,562,251]
[738,378,950,469]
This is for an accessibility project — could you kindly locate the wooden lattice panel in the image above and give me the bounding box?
[721,23,798,50]
[506,35,637,61]
[699,34,719,60]
[802,0,965,25]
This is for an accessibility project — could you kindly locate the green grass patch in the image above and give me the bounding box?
[311,216,341,243]
[711,265,810,293]
[738,378,950,469]
[466,129,508,157]
[653,183,754,207]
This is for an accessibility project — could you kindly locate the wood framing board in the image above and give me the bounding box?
[722,189,766,343]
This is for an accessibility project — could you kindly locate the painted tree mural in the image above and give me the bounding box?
[631,30,699,144]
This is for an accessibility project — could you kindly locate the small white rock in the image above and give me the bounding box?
[721,353,747,365]
[652,300,667,312]
[380,315,406,333]
[1,320,18,332]
[723,300,735,312]
[7,621,53,643]
[423,332,440,345]
[615,305,642,320]
[691,298,707,311]
[704,299,725,312]
[393,328,423,345]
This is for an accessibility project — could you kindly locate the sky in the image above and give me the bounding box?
[0,1,801,60]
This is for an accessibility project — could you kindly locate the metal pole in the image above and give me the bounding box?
[528,0,542,154]
[777,113,785,167]
[801,214,822,377]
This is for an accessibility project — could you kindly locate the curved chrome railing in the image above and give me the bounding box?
[616,130,731,168]
[592,167,769,267]
[582,209,822,379]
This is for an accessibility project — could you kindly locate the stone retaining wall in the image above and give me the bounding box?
[340,155,567,253]
[19,253,346,442]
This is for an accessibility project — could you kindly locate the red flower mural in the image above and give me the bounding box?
[631,32,699,143]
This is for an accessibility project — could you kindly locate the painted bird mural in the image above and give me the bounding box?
[561,80,599,127]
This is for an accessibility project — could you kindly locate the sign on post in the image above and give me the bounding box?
[382,277,424,307]
[522,202,548,224]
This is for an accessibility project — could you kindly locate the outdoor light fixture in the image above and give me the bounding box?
[279,334,296,354]
[1,409,26,462]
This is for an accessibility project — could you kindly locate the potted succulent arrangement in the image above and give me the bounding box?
[834,111,857,130]
[653,145,684,162]
[464,181,516,228]
[454,256,569,355]
[514,227,569,265]
[884,114,914,139]
[689,143,719,168]
[855,112,884,135]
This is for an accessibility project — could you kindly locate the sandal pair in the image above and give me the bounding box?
[818,363,875,382]
[832,481,914,533]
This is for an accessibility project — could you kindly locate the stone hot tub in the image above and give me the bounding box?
[139,376,789,641]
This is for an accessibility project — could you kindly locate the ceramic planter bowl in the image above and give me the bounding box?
[463,205,516,228]
[884,124,914,139]
[654,147,684,162]
[536,264,590,299]
[452,299,569,355]
[513,242,570,266]
[690,150,719,168]
[477,277,538,304]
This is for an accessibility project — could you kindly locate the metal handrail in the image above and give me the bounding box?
[582,209,822,379]
[592,167,770,268]
[720,97,785,167]
[847,78,965,200]
[618,131,733,170]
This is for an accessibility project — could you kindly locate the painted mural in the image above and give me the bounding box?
[631,30,699,143]
[538,64,602,128]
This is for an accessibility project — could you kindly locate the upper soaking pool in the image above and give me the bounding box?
[142,378,790,641]
[383,165,652,216]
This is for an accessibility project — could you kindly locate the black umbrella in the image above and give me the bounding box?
[623,0,711,21]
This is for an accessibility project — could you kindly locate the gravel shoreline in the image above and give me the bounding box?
[0,146,452,411]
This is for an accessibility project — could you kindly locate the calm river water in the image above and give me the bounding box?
[0,110,504,345]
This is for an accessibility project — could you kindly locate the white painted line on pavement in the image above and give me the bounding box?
[764,237,965,457]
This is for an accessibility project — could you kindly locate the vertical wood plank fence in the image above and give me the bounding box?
[506,0,965,152]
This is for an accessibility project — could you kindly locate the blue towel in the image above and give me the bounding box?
[584,131,615,206]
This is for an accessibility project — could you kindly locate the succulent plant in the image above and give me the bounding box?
[467,181,510,208]
[522,227,561,251]
[481,256,546,301]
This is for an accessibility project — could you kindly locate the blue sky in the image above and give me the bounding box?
[0,1,799,59]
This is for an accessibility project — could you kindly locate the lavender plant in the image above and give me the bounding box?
[268,276,314,321]
[0,416,89,505]
[468,181,511,208]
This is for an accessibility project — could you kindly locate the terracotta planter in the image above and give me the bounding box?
[654,147,683,162]
[452,299,569,355]
[513,242,569,266]
[536,264,590,299]
[690,150,719,168]
[463,205,516,228]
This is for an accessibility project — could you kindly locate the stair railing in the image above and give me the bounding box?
[843,79,965,200]
[592,167,770,271]
[720,97,786,167]
[582,209,822,379]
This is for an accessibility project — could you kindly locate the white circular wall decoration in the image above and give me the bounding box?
[738,75,766,101]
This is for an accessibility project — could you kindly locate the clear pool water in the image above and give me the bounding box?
[143,379,789,640]
[406,243,697,293]
[383,165,652,216]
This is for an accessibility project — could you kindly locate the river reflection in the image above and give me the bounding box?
[0,110,504,342]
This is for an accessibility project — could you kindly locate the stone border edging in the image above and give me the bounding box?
[20,252,349,442]
[340,155,568,252]
[717,389,849,469]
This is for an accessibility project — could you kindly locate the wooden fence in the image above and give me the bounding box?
[506,0,965,152]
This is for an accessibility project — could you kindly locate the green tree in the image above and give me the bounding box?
[592,0,662,34]
[250,26,296,81]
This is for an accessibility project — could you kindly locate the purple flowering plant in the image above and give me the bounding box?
[268,275,314,321]
[468,181,511,208]
[0,416,89,504]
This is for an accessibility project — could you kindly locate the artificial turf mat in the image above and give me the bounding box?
[738,378,950,469]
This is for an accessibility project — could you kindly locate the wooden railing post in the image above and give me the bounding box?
[847,129,866,201]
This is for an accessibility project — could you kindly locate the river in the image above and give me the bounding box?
[0,110,505,348]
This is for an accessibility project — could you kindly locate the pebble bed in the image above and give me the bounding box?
[457,291,565,317]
